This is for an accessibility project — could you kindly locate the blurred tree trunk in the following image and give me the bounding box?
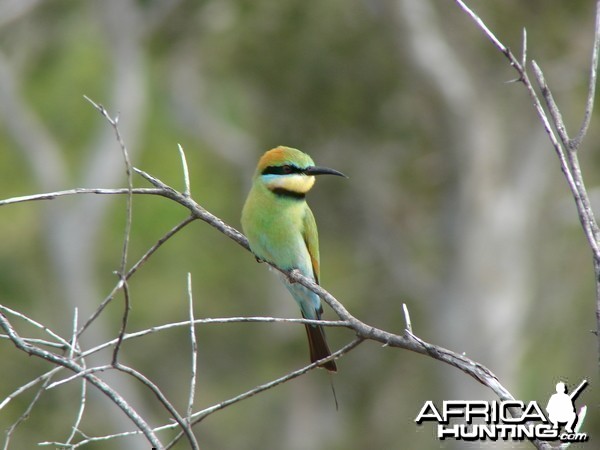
[396,0,551,397]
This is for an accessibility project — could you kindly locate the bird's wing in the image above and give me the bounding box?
[302,207,321,284]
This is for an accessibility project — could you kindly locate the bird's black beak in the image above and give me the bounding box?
[304,166,348,178]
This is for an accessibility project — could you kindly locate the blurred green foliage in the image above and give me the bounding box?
[0,0,598,449]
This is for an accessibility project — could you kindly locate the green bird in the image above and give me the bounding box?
[241,146,346,371]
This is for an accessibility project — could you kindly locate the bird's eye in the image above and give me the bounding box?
[282,165,293,174]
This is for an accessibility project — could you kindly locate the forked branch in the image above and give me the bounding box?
[453,0,600,363]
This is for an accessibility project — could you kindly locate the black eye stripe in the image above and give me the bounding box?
[262,165,304,175]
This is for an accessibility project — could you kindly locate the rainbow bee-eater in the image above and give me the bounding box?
[241,146,346,372]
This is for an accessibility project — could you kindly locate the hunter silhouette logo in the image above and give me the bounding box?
[415,379,589,443]
[546,380,588,435]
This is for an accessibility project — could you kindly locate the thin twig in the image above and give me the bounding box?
[64,373,87,446]
[186,273,198,422]
[77,317,349,366]
[2,375,54,450]
[530,61,571,149]
[193,337,362,422]
[402,303,412,334]
[0,187,162,206]
[0,305,70,349]
[453,0,513,61]
[114,363,199,450]
[572,0,600,149]
[85,96,135,364]
[78,215,196,336]
[0,334,65,349]
[45,365,112,391]
[165,337,364,449]
[68,308,79,359]
[63,307,87,446]
[84,95,134,276]
[0,367,62,411]
[178,143,191,197]
[111,276,130,365]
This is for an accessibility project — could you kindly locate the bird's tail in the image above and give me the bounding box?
[303,314,337,372]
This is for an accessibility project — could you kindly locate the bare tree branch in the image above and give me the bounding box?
[453,0,600,366]
[0,312,163,449]
[2,159,528,426]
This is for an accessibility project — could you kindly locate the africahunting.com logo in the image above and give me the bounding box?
[415,379,589,443]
